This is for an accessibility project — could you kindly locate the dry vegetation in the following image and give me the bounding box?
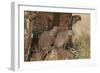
[72,13,90,58]
[24,11,90,61]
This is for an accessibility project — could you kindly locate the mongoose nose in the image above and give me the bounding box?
[78,15,81,21]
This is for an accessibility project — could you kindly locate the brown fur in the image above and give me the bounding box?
[38,27,58,51]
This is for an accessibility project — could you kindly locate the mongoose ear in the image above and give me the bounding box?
[72,15,81,25]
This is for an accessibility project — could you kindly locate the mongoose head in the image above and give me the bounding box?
[50,26,58,36]
[68,15,81,30]
[72,15,81,24]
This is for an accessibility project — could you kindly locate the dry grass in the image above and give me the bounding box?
[72,13,90,59]
[24,12,90,61]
